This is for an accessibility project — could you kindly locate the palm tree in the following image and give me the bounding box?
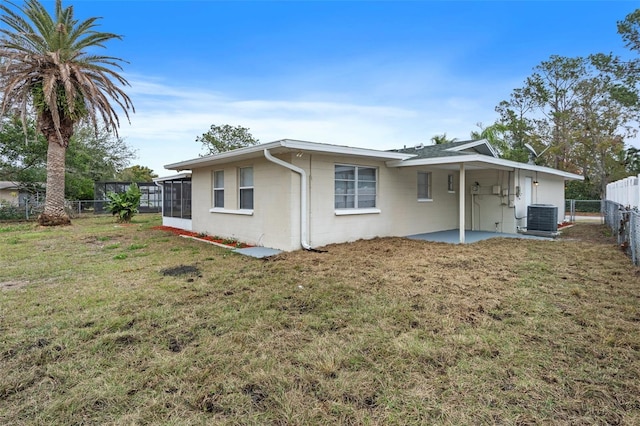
[0,0,133,225]
[430,133,457,145]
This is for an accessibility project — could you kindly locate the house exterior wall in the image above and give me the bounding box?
[190,155,300,251]
[299,154,460,248]
[461,169,567,232]
[385,167,459,236]
[304,153,392,248]
[464,169,517,233]
[514,171,566,225]
[186,152,570,251]
[0,188,19,204]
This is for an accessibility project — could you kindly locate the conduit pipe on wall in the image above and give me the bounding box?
[263,149,312,250]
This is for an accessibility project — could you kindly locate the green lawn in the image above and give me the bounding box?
[1,215,639,425]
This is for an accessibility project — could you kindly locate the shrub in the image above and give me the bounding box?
[106,184,141,223]
[0,200,24,220]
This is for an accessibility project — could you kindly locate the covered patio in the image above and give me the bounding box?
[407,229,552,244]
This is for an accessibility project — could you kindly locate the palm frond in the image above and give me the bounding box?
[0,0,134,146]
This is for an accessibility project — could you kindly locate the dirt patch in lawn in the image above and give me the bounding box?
[0,280,29,291]
[160,264,202,278]
[559,222,618,245]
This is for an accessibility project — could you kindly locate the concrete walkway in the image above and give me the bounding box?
[233,246,282,258]
[407,229,552,244]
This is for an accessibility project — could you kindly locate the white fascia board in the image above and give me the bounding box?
[387,154,584,180]
[164,141,285,170]
[153,172,192,182]
[278,139,414,160]
[164,139,414,170]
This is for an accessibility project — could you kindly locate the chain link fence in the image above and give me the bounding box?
[603,200,640,266]
[565,199,604,223]
[1,199,122,221]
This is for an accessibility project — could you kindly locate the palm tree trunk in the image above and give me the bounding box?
[39,139,70,226]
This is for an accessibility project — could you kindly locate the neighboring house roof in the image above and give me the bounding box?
[153,172,192,183]
[0,181,46,190]
[165,138,583,181]
[0,181,20,191]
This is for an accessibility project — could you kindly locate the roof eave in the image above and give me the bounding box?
[164,139,414,171]
[153,172,192,183]
[387,154,584,180]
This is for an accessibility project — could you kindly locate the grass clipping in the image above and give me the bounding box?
[1,216,639,425]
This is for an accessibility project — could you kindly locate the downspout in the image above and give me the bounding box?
[264,149,312,250]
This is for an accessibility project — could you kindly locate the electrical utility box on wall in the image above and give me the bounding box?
[527,204,558,232]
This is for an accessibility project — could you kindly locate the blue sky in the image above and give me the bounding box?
[47,1,640,174]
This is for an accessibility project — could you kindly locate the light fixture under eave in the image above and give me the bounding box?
[533,180,539,186]
[295,151,304,158]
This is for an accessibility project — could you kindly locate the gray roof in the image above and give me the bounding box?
[389,139,495,159]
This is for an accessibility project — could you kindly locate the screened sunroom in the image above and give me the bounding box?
[153,173,192,230]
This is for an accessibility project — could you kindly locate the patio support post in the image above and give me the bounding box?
[459,163,465,243]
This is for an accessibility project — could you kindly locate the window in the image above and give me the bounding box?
[448,174,455,192]
[417,171,432,200]
[239,167,253,210]
[213,170,224,208]
[335,165,377,209]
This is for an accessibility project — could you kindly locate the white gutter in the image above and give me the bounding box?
[263,149,312,250]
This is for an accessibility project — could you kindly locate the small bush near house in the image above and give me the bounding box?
[106,184,141,223]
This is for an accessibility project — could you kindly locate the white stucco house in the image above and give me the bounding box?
[156,139,583,251]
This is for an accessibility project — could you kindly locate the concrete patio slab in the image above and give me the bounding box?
[407,229,552,244]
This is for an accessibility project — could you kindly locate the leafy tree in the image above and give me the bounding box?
[496,55,640,198]
[117,165,158,182]
[469,122,526,160]
[0,114,47,188]
[0,0,134,226]
[618,9,640,54]
[197,124,259,156]
[625,146,640,175]
[494,88,540,164]
[65,124,136,199]
[430,133,457,145]
[0,118,136,200]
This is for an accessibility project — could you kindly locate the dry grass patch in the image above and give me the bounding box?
[0,217,638,425]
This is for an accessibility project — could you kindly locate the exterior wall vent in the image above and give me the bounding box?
[527,204,558,232]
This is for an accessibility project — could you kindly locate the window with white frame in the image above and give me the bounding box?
[213,170,224,208]
[448,174,454,192]
[335,165,377,209]
[239,167,253,210]
[417,171,432,200]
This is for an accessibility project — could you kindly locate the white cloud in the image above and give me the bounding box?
[118,74,507,176]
